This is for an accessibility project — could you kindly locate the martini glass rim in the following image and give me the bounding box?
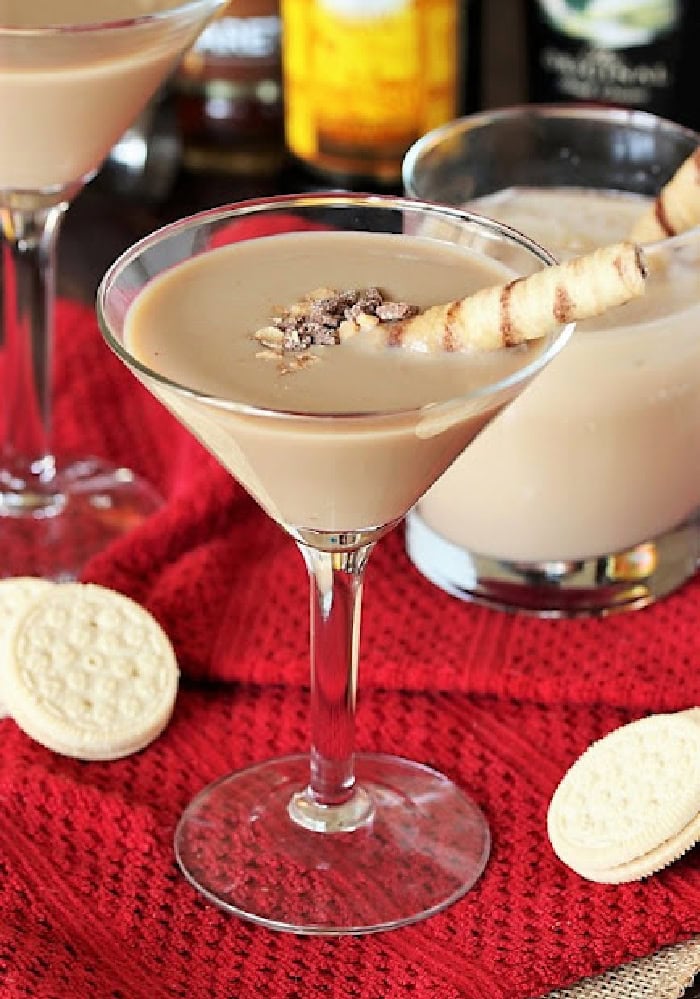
[0,0,225,36]
[96,190,575,426]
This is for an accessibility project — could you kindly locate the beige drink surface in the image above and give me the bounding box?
[124,229,543,532]
[0,0,200,191]
[418,187,700,562]
[0,1,178,27]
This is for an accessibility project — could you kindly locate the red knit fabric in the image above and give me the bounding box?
[1,299,699,999]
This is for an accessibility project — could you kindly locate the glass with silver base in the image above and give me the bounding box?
[403,106,700,617]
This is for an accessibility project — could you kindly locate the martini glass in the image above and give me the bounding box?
[0,0,225,579]
[97,193,573,934]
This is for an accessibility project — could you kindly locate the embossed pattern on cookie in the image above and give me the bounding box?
[0,582,179,760]
[0,577,56,720]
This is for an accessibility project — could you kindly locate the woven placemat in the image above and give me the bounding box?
[544,937,700,999]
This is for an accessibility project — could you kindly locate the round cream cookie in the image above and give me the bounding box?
[0,582,179,760]
[0,577,57,719]
[547,709,700,883]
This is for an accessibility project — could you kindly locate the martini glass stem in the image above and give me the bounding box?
[1,201,67,494]
[290,541,376,832]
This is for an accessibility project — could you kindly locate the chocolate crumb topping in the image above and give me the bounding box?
[254,287,419,361]
[375,300,419,322]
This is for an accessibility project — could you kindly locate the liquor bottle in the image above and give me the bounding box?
[282,0,481,186]
[172,0,285,175]
[526,0,700,132]
[461,0,483,115]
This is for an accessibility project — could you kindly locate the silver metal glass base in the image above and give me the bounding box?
[405,509,700,618]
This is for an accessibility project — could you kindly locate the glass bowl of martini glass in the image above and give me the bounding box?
[97,193,573,935]
[0,0,225,579]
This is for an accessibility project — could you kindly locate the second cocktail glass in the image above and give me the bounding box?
[0,0,225,579]
[97,193,573,934]
[403,106,700,615]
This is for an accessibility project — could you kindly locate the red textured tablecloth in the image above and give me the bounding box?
[2,299,699,999]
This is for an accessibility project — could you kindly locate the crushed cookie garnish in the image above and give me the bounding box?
[252,287,419,372]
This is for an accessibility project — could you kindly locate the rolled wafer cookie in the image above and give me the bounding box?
[381,241,647,353]
[629,148,700,244]
[547,709,700,883]
[0,582,179,760]
[0,577,56,719]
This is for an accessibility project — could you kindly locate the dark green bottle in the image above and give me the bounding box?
[526,0,700,131]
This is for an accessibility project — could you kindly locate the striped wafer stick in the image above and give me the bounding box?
[381,241,647,353]
[629,148,700,243]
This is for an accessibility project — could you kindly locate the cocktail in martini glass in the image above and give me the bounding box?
[97,193,573,934]
[0,0,225,578]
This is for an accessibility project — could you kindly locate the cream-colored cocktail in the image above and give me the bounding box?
[0,0,224,580]
[98,194,574,934]
[122,229,547,533]
[416,187,700,562]
[0,0,202,192]
[403,106,700,614]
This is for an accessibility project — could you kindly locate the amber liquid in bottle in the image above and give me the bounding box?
[282,0,471,185]
[173,0,285,175]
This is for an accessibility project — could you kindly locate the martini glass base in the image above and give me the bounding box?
[174,752,490,935]
[0,456,161,580]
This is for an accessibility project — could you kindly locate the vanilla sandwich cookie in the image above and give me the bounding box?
[0,582,179,760]
[0,577,57,719]
[547,709,700,883]
[581,808,700,884]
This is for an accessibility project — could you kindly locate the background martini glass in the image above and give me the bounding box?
[0,0,225,579]
[97,193,573,934]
